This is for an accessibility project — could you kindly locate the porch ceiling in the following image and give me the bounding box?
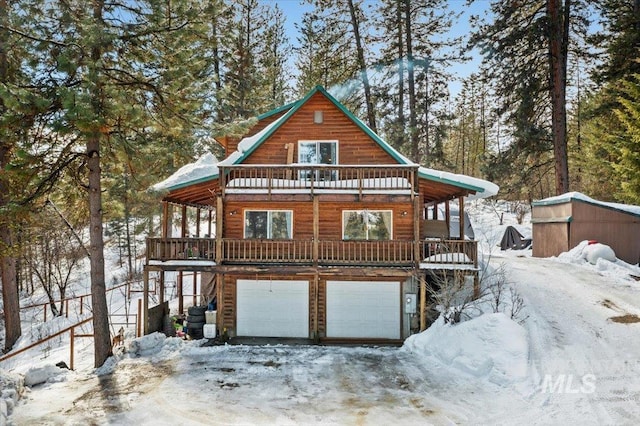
[160,172,474,207]
[162,179,219,208]
[419,179,474,204]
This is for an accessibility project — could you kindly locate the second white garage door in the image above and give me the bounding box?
[326,281,400,339]
[236,279,309,338]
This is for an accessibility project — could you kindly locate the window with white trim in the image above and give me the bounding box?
[342,210,392,240]
[244,210,293,239]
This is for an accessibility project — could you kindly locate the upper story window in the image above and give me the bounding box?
[342,210,392,240]
[244,210,292,239]
[298,140,338,181]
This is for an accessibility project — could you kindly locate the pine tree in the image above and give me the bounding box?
[614,75,640,204]
[470,0,591,197]
[375,0,457,164]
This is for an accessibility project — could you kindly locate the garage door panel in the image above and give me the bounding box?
[237,280,309,338]
[326,281,400,339]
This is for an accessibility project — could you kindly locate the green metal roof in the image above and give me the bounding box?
[232,85,412,166]
[417,169,486,194]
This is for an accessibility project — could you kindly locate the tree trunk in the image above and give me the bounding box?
[346,0,376,133]
[395,0,405,149]
[0,0,21,353]
[404,0,419,163]
[88,0,112,368]
[548,0,570,194]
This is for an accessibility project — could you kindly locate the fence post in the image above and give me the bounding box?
[65,299,69,318]
[69,326,75,370]
[44,304,47,322]
[80,296,83,315]
[137,298,142,338]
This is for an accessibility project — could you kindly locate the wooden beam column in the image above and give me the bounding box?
[161,202,169,238]
[196,208,201,237]
[216,196,223,264]
[445,200,450,237]
[143,268,149,335]
[178,271,183,314]
[458,197,465,240]
[419,274,426,331]
[181,205,187,237]
[413,194,421,266]
[313,196,319,265]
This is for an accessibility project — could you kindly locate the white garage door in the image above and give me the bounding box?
[326,281,400,339]
[237,279,309,338]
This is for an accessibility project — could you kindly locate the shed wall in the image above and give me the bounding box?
[532,222,569,258]
[532,200,640,264]
[570,202,640,264]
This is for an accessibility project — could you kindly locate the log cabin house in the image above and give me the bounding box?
[143,85,498,343]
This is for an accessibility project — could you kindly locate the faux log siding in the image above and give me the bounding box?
[221,274,236,334]
[318,279,326,337]
[319,201,414,240]
[223,200,414,240]
[223,201,314,239]
[242,93,398,166]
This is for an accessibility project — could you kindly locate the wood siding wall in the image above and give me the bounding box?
[223,200,415,240]
[241,93,397,166]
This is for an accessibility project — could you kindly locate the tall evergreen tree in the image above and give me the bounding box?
[613,74,640,204]
[376,0,457,164]
[471,0,590,197]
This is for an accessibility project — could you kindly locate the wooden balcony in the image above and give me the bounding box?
[146,237,477,269]
[421,239,478,269]
[219,164,418,196]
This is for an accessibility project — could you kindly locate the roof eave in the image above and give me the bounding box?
[417,170,485,194]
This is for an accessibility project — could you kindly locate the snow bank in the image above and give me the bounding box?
[0,368,23,423]
[557,240,617,265]
[403,313,529,386]
[23,364,68,387]
[584,243,617,265]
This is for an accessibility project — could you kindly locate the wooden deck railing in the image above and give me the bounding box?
[220,164,418,195]
[223,238,314,263]
[146,238,476,267]
[147,238,216,261]
[318,240,415,266]
[421,239,478,267]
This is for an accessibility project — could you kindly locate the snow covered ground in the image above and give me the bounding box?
[3,199,640,425]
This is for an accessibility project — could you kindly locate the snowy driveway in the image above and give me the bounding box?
[12,343,497,425]
[497,254,640,425]
[9,254,640,425]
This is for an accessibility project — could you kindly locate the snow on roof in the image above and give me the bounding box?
[149,86,499,199]
[418,167,499,200]
[533,191,640,217]
[150,152,219,192]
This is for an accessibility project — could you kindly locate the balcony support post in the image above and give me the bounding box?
[178,271,183,314]
[458,196,465,240]
[143,268,149,335]
[413,194,421,266]
[196,208,201,237]
[419,274,426,332]
[313,196,319,265]
[216,196,223,265]
[161,202,169,238]
[445,200,450,235]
